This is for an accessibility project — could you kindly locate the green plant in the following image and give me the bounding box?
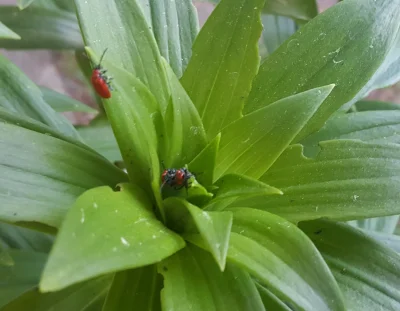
[1,0,400,310]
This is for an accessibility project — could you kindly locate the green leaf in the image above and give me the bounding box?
[18,0,36,9]
[164,197,232,270]
[0,54,80,140]
[0,6,82,49]
[146,0,199,77]
[245,0,400,140]
[158,244,265,311]
[0,246,13,267]
[300,220,400,311]
[0,121,127,228]
[2,277,110,311]
[0,250,47,308]
[215,85,334,181]
[227,208,345,311]
[103,265,162,311]
[77,117,122,163]
[233,140,400,223]
[86,49,160,196]
[187,133,220,187]
[256,283,292,311]
[39,87,97,113]
[0,21,20,40]
[354,100,400,112]
[0,222,53,253]
[259,14,297,58]
[264,0,318,21]
[162,59,207,168]
[301,111,400,157]
[213,174,282,200]
[75,0,170,112]
[40,184,185,292]
[181,0,265,140]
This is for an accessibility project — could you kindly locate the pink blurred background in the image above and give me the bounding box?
[0,0,398,124]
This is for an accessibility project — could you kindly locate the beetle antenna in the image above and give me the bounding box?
[98,48,108,66]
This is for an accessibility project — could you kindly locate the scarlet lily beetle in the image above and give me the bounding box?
[91,49,113,99]
[160,166,194,194]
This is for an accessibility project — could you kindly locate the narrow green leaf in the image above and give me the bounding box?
[223,140,400,223]
[40,184,185,292]
[0,6,82,49]
[2,276,110,311]
[245,0,400,140]
[0,54,80,140]
[354,100,400,112]
[301,111,400,157]
[260,14,297,58]
[227,208,345,311]
[181,0,265,140]
[158,244,265,311]
[240,140,400,222]
[147,0,199,77]
[300,220,400,311]
[86,48,160,195]
[0,250,47,308]
[103,265,162,311]
[213,174,282,200]
[0,22,20,40]
[0,246,13,267]
[187,133,220,187]
[75,0,170,112]
[164,197,232,270]
[0,122,126,228]
[40,87,97,113]
[215,85,334,181]
[162,59,207,168]
[77,117,122,163]
[256,283,292,311]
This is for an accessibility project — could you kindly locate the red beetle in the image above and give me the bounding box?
[91,49,113,99]
[161,167,194,194]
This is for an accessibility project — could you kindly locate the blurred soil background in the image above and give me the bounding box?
[1,0,399,124]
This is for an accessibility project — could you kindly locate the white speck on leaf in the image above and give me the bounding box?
[120,237,130,246]
[152,235,157,239]
[352,194,359,201]
[80,208,85,223]
[93,202,98,209]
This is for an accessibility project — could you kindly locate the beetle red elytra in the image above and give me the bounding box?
[160,167,194,194]
[91,49,113,99]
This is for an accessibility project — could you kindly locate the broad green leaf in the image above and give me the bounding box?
[245,0,400,141]
[18,0,36,9]
[181,0,265,140]
[103,265,162,311]
[365,230,400,253]
[215,85,334,181]
[0,22,20,40]
[187,133,220,187]
[227,208,345,311]
[0,6,82,49]
[86,48,159,196]
[213,173,282,200]
[0,245,13,267]
[256,283,292,311]
[300,220,400,311]
[0,250,47,308]
[158,244,265,311]
[164,197,232,270]
[39,87,97,113]
[75,0,170,112]
[348,215,400,235]
[2,276,110,311]
[259,14,297,58]
[40,184,185,292]
[77,117,122,163]
[146,0,199,77]
[0,222,53,253]
[0,122,127,228]
[354,100,400,112]
[301,111,400,157]
[0,54,80,140]
[232,140,400,223]
[162,59,207,168]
